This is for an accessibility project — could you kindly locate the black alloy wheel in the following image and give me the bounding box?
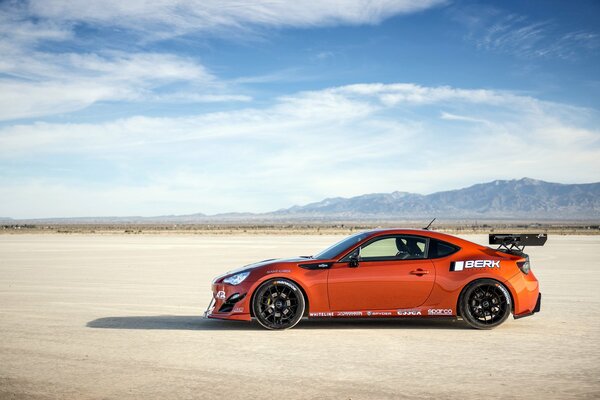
[459,279,512,329]
[253,279,305,330]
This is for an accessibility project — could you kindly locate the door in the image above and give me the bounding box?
[327,235,435,311]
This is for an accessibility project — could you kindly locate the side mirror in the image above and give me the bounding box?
[348,255,359,268]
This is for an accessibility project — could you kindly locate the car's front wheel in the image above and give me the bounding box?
[459,279,512,329]
[252,279,305,330]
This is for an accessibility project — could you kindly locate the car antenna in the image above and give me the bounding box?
[423,218,436,230]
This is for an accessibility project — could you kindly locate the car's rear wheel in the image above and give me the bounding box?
[252,279,305,330]
[459,279,511,329]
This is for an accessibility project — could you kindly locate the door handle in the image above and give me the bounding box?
[410,269,429,276]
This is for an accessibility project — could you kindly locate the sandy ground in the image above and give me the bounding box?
[0,234,599,400]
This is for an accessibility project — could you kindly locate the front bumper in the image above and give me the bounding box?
[203,281,253,321]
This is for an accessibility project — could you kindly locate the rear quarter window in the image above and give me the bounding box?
[428,239,460,259]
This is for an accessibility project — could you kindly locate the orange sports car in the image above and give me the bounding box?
[204,229,545,330]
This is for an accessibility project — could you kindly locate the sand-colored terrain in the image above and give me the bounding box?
[1,234,599,399]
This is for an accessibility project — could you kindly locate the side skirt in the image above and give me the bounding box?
[308,307,456,318]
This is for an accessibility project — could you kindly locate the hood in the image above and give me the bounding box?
[214,257,309,283]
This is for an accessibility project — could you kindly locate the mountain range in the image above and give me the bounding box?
[273,178,600,219]
[2,178,599,223]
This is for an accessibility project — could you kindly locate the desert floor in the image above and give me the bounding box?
[1,234,599,399]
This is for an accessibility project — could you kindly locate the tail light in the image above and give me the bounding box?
[517,257,530,274]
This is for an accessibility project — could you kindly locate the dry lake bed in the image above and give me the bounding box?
[1,234,599,399]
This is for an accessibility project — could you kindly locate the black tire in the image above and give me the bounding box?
[252,279,305,330]
[459,279,512,330]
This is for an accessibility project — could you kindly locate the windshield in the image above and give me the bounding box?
[313,231,372,260]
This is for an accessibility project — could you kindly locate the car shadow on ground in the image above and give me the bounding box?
[87,315,469,330]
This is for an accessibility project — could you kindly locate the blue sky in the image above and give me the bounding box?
[1,0,599,218]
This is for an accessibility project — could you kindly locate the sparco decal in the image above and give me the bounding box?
[335,311,363,317]
[428,308,453,315]
[309,312,334,317]
[396,309,422,316]
[450,260,500,271]
[233,307,244,313]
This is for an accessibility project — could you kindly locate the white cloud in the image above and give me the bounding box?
[0,0,446,122]
[0,2,269,121]
[331,83,530,106]
[0,50,249,120]
[25,0,445,37]
[0,4,72,46]
[440,112,489,124]
[0,83,598,218]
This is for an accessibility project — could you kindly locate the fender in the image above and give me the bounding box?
[455,276,516,316]
[248,275,311,318]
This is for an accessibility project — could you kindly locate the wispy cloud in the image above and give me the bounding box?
[440,112,489,124]
[0,51,239,121]
[0,0,446,121]
[452,6,599,60]
[0,4,252,121]
[24,0,446,38]
[1,83,598,217]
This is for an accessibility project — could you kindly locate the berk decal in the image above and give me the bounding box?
[450,260,500,271]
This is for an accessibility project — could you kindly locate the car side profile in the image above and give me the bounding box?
[204,229,545,330]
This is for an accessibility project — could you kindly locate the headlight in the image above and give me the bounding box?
[223,271,250,285]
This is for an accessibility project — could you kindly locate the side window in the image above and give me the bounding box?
[359,236,428,261]
[359,238,398,259]
[428,239,460,258]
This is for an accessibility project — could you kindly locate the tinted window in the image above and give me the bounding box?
[428,239,459,258]
[314,231,371,260]
[359,235,427,261]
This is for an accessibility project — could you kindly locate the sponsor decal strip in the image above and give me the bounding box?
[308,309,456,318]
[309,311,366,317]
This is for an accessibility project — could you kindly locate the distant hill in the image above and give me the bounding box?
[270,178,600,220]
[5,178,599,223]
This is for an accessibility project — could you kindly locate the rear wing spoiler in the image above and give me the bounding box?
[489,233,547,252]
